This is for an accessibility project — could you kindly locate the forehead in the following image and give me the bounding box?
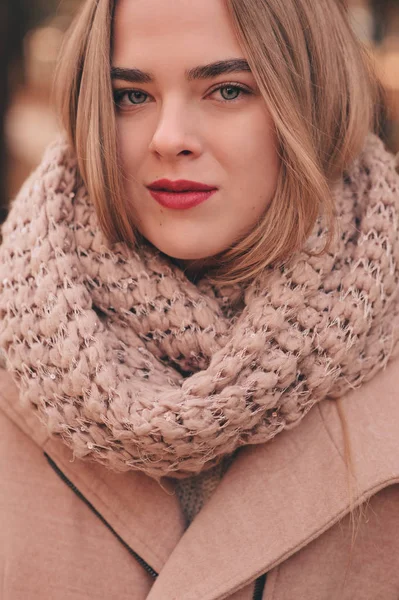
[112,0,243,68]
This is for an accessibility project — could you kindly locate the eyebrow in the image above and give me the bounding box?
[110,58,251,84]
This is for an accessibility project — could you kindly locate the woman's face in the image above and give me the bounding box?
[112,0,280,261]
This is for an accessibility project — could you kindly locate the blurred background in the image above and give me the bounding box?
[1,0,398,222]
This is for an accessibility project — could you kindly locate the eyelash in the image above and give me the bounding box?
[113,82,252,109]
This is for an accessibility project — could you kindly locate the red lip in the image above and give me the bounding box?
[148,189,217,210]
[147,179,217,192]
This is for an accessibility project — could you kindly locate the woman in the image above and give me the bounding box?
[0,0,398,598]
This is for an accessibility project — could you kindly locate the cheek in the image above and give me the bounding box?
[117,120,149,176]
[215,109,278,178]
[228,115,280,213]
[241,112,277,165]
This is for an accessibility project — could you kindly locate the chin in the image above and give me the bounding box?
[161,247,213,261]
[146,236,223,261]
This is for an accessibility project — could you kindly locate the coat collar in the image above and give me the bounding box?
[0,369,185,573]
[1,359,399,600]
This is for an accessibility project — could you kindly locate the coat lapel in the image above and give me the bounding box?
[1,357,399,600]
[147,357,399,600]
[0,370,186,574]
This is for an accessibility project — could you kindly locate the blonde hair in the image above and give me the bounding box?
[55,0,384,286]
[55,0,374,568]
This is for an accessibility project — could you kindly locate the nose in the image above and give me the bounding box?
[148,100,202,160]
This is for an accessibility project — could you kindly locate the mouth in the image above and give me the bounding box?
[147,178,217,193]
[147,179,218,210]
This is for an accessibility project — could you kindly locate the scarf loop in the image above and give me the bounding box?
[0,133,398,480]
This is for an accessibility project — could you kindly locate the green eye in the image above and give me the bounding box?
[220,86,241,101]
[210,83,251,103]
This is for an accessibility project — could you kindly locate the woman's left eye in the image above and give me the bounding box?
[210,84,251,102]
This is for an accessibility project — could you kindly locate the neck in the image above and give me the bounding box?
[170,256,219,283]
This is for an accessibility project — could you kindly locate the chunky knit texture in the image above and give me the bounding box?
[0,133,398,481]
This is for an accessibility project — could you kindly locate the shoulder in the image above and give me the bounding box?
[0,137,77,241]
[0,401,155,600]
[265,483,399,599]
[318,352,399,493]
[221,358,399,598]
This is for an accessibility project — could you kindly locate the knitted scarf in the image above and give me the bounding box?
[0,133,398,481]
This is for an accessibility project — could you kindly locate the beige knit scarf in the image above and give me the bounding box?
[0,133,398,481]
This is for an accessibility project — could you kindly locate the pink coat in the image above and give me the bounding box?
[1,356,399,600]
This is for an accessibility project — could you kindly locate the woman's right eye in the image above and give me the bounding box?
[113,89,149,108]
